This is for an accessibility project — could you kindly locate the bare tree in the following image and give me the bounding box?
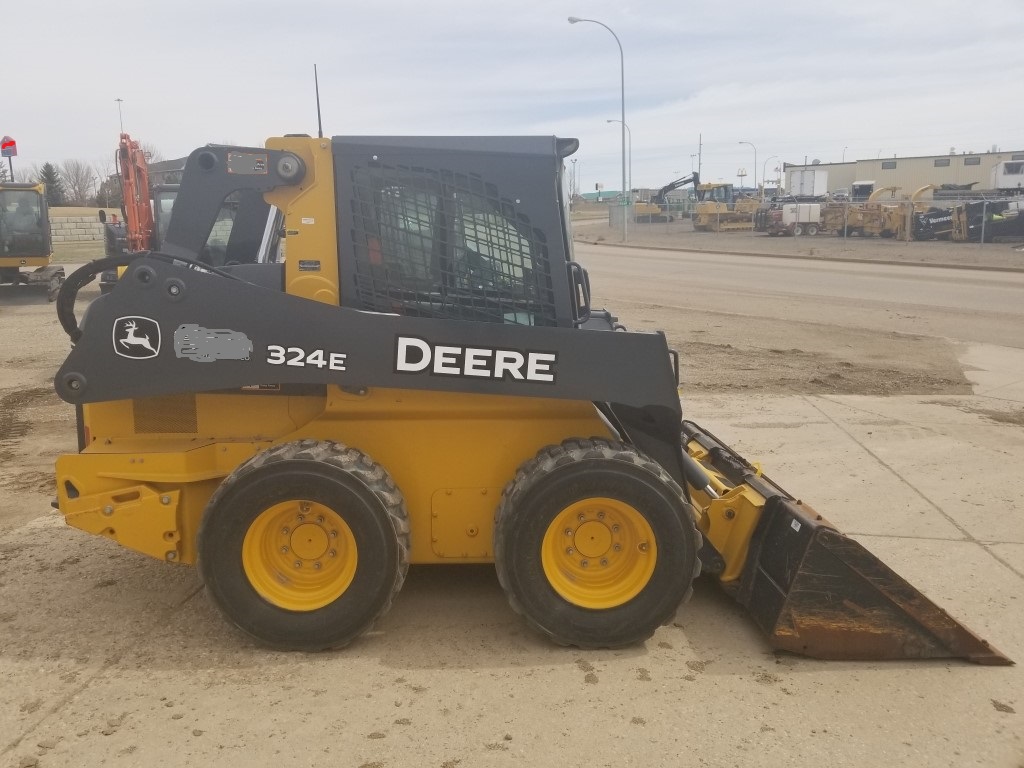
[60,159,97,205]
[11,164,41,183]
[138,142,164,164]
[93,159,121,209]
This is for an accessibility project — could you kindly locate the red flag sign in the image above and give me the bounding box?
[1,136,17,158]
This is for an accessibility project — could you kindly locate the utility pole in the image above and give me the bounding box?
[697,133,703,178]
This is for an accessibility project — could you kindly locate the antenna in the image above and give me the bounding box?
[314,64,324,139]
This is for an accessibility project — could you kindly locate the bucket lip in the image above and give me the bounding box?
[740,495,1013,666]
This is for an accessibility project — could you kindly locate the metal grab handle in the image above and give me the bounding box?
[567,261,591,325]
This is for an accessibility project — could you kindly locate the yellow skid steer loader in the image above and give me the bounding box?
[52,135,1010,664]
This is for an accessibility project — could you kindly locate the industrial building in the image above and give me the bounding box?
[785,149,1024,199]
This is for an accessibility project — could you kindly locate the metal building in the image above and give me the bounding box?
[785,149,1024,200]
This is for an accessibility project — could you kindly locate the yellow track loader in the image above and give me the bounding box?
[52,135,1010,664]
[692,182,759,232]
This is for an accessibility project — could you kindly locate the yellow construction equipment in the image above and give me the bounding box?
[823,185,907,238]
[0,182,64,300]
[51,135,1011,664]
[692,182,759,232]
[635,173,698,223]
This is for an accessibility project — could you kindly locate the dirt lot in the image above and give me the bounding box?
[573,215,1024,270]
[1,239,1022,766]
[571,218,1024,402]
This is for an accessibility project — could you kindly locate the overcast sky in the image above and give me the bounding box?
[6,0,1022,192]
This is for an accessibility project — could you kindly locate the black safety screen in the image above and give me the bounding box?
[340,150,559,326]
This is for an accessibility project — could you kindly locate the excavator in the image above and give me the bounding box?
[99,134,188,293]
[634,172,698,223]
[51,134,1011,664]
[98,134,158,294]
[100,133,273,291]
[0,182,63,300]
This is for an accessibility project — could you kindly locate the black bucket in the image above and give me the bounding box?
[681,420,1012,665]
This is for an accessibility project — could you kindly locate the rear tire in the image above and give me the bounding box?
[807,224,819,236]
[494,438,701,648]
[793,224,804,236]
[198,440,409,651]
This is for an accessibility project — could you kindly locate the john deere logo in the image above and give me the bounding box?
[113,316,161,359]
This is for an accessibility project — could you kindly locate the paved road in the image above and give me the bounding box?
[575,244,1024,348]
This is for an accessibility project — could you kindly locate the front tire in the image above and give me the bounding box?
[494,438,701,648]
[198,440,409,651]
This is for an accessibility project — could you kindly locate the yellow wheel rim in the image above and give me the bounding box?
[242,500,357,611]
[540,497,657,609]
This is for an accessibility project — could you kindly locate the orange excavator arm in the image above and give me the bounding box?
[116,133,155,252]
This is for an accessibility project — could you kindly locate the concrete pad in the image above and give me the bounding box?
[798,396,1024,545]
[961,343,1024,402]
[688,394,965,540]
[990,542,1024,578]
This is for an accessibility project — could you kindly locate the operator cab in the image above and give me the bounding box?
[0,185,50,260]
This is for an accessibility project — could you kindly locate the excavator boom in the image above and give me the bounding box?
[116,133,155,252]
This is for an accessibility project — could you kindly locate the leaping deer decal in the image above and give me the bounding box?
[120,320,158,355]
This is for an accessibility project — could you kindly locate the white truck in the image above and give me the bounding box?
[788,169,828,197]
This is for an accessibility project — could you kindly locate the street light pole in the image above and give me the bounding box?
[761,155,778,200]
[569,16,627,243]
[115,98,125,133]
[842,146,848,162]
[739,140,757,194]
[606,119,631,203]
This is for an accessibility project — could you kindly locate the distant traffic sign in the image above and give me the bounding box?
[1,136,17,157]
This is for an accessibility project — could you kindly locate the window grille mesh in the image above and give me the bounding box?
[346,162,556,326]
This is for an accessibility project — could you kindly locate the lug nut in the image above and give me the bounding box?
[294,560,302,568]
[330,530,338,538]
[280,546,289,554]
[313,562,322,570]
[317,516,325,524]
[600,559,609,567]
[565,528,573,537]
[612,524,620,533]
[577,514,585,522]
[566,547,575,555]
[581,560,589,568]
[613,543,622,552]
[282,527,290,535]
[638,543,649,553]
[328,550,337,558]
[597,511,605,519]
